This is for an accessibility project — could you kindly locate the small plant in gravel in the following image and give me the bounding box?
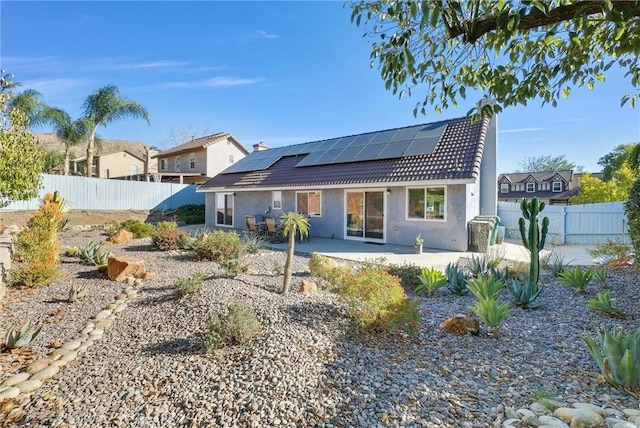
[4,319,43,349]
[119,219,155,238]
[468,253,490,277]
[582,327,640,399]
[194,230,245,262]
[387,262,422,291]
[592,267,608,288]
[219,259,248,278]
[546,253,570,277]
[445,262,469,296]
[206,301,262,349]
[586,291,622,316]
[338,268,420,335]
[557,266,593,293]
[587,239,634,267]
[68,282,88,302]
[64,247,79,257]
[470,298,509,337]
[103,220,123,238]
[415,267,447,296]
[507,277,541,309]
[242,232,265,254]
[272,260,284,276]
[466,274,505,300]
[176,204,205,225]
[151,221,191,251]
[79,240,109,265]
[175,272,205,297]
[484,245,505,269]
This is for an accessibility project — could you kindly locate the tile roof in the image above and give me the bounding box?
[154,133,249,157]
[199,116,491,190]
[499,170,573,184]
[36,133,151,161]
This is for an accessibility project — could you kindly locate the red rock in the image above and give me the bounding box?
[107,256,146,282]
[106,229,133,244]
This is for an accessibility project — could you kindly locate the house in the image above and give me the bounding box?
[497,170,603,205]
[197,116,498,252]
[36,133,157,180]
[152,133,249,184]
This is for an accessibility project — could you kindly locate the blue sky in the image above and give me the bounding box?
[2,1,639,173]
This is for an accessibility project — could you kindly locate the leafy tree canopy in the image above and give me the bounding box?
[514,154,583,172]
[598,143,639,181]
[350,1,640,118]
[570,163,636,204]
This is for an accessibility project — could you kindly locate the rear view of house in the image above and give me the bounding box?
[198,116,497,251]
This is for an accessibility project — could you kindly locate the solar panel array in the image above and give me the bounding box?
[222,122,448,174]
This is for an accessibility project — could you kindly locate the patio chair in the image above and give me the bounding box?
[246,215,266,235]
[265,217,283,242]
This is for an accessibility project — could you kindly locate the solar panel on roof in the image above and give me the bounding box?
[330,137,351,150]
[313,138,340,152]
[331,145,364,164]
[313,148,343,165]
[369,129,397,144]
[375,140,411,160]
[351,143,386,162]
[402,136,440,157]
[415,122,447,139]
[348,133,376,147]
[390,125,422,141]
[295,151,326,167]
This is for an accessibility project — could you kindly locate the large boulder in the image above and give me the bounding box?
[106,229,133,244]
[107,256,146,282]
[439,314,480,335]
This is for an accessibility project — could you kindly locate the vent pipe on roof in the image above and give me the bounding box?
[253,141,270,152]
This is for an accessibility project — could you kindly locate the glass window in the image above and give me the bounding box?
[175,156,181,171]
[216,193,234,226]
[130,165,138,176]
[189,153,196,170]
[407,187,445,220]
[229,155,235,164]
[296,191,321,216]
[526,182,535,192]
[552,181,562,192]
[160,159,168,171]
[500,183,509,193]
[272,191,282,210]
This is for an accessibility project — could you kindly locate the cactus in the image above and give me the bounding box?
[4,320,43,349]
[79,240,109,265]
[68,282,88,302]
[518,197,549,287]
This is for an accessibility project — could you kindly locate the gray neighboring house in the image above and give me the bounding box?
[197,116,498,251]
[497,170,602,205]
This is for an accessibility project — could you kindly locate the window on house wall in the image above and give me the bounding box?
[130,165,138,176]
[216,193,234,226]
[229,155,235,164]
[160,159,168,171]
[296,191,322,216]
[189,153,196,170]
[175,156,181,171]
[552,181,563,192]
[407,187,446,220]
[526,182,536,192]
[272,191,282,210]
[500,183,509,193]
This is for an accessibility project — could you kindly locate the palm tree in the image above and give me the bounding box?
[9,89,50,129]
[280,212,310,293]
[41,106,89,175]
[82,85,149,177]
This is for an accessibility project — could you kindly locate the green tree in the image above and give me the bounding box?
[515,155,583,173]
[0,94,45,208]
[82,85,149,177]
[280,212,310,294]
[570,164,636,204]
[10,89,50,129]
[41,107,89,175]
[350,1,640,117]
[625,176,640,271]
[43,149,65,173]
[598,143,638,181]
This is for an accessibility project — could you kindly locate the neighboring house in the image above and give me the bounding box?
[153,133,249,184]
[36,133,157,180]
[497,170,603,205]
[197,116,498,252]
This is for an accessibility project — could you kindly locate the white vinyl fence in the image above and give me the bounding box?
[0,174,204,211]
[497,201,629,245]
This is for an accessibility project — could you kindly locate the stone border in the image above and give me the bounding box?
[0,284,139,403]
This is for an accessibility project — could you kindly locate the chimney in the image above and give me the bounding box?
[253,141,270,152]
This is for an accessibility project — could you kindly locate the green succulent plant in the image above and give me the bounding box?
[507,277,541,309]
[445,262,469,296]
[592,267,608,288]
[466,274,504,301]
[518,197,549,288]
[582,328,640,399]
[587,291,622,316]
[4,319,43,349]
[79,240,109,265]
[471,298,509,334]
[68,282,88,303]
[415,267,447,296]
[558,266,593,293]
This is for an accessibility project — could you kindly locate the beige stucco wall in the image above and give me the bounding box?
[156,137,247,177]
[158,148,208,174]
[98,152,147,178]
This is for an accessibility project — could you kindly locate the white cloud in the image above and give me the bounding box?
[19,77,93,95]
[256,30,278,40]
[499,127,544,134]
[108,60,189,70]
[162,76,262,88]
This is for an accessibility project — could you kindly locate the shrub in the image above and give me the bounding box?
[466,274,505,300]
[583,327,640,398]
[546,253,569,277]
[120,219,155,238]
[242,232,265,254]
[194,230,245,261]
[206,301,262,349]
[219,259,248,278]
[175,272,205,297]
[471,298,510,335]
[587,239,634,267]
[103,220,123,238]
[592,267,608,287]
[625,176,640,270]
[338,268,420,335]
[445,262,469,296]
[151,222,191,251]
[177,204,205,225]
[387,262,422,291]
[415,267,447,296]
[586,291,622,316]
[309,252,337,278]
[558,266,593,293]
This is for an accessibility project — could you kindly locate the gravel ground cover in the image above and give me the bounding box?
[0,228,638,427]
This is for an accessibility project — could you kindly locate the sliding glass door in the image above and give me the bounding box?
[345,190,385,241]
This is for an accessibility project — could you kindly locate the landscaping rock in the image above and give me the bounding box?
[439,314,480,335]
[0,386,20,402]
[554,407,604,428]
[1,372,31,387]
[106,229,133,244]
[15,379,43,394]
[29,364,59,382]
[298,279,317,293]
[107,256,146,282]
[26,358,53,374]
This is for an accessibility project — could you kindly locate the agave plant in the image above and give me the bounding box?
[445,262,469,296]
[592,267,608,288]
[468,254,490,277]
[586,291,622,316]
[466,274,505,301]
[507,277,541,309]
[4,319,43,349]
[79,240,109,265]
[582,328,640,398]
[471,298,509,336]
[68,282,88,303]
[557,266,593,293]
[415,267,447,296]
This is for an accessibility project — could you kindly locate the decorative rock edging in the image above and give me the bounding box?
[500,400,640,428]
[0,284,140,404]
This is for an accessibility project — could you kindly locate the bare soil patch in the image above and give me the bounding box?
[0,209,178,229]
